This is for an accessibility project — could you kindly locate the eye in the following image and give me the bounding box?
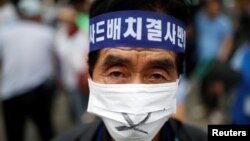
[150,73,166,80]
[109,71,124,78]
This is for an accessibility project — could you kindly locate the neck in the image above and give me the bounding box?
[153,132,161,141]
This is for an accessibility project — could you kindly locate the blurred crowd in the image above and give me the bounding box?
[0,0,91,141]
[0,0,249,141]
[183,0,250,125]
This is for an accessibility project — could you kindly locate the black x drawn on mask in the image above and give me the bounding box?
[115,113,151,134]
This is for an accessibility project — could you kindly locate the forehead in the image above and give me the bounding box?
[98,47,177,61]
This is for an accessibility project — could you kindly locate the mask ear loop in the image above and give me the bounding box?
[115,113,151,134]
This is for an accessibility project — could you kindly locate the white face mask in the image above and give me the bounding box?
[87,79,178,141]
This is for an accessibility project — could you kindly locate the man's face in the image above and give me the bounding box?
[92,47,178,84]
[206,1,221,18]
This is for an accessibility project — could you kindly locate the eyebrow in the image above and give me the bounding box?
[103,55,131,69]
[145,59,175,71]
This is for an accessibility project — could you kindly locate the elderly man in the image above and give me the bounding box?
[54,0,207,141]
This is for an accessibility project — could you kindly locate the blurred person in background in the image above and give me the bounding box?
[230,33,250,124]
[55,4,89,123]
[0,0,56,140]
[229,0,250,124]
[195,0,233,63]
[0,0,18,25]
[42,0,73,26]
[70,0,92,32]
[194,0,235,118]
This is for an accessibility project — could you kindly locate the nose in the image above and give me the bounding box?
[130,73,144,84]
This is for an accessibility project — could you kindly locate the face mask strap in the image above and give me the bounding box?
[115,112,151,134]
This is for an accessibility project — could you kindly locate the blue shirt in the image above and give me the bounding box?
[230,43,250,124]
[195,11,233,61]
